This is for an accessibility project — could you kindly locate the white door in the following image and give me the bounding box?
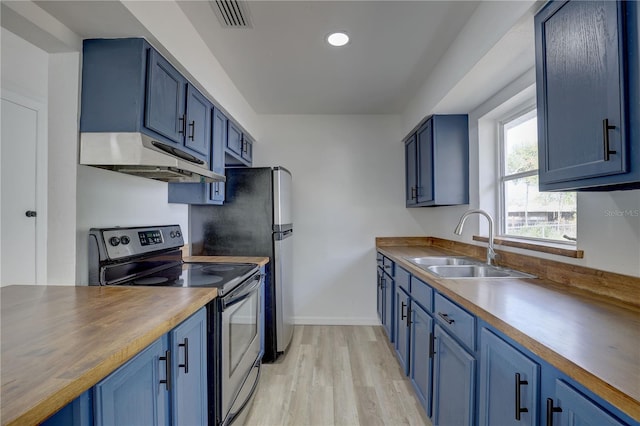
[1,92,46,285]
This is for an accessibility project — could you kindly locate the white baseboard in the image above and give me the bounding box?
[292,316,381,326]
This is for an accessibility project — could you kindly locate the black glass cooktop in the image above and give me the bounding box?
[125,262,258,291]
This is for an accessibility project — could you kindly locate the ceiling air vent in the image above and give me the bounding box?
[211,0,252,28]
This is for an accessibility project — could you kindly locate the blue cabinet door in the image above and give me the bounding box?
[478,328,540,426]
[551,380,626,426]
[170,308,208,426]
[405,115,469,207]
[382,271,394,341]
[208,108,227,204]
[432,324,475,426]
[405,134,418,206]
[227,121,243,156]
[241,135,253,163]
[376,268,384,323]
[145,49,187,146]
[185,85,212,161]
[416,119,434,204]
[394,287,410,375]
[535,0,631,189]
[410,301,434,417]
[94,335,170,426]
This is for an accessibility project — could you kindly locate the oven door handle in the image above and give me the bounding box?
[222,274,262,309]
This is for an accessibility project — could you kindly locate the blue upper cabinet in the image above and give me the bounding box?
[224,120,252,167]
[242,134,254,163]
[535,0,640,191]
[226,121,243,157]
[169,107,226,205]
[405,114,469,207]
[184,85,213,160]
[81,38,210,164]
[145,49,187,146]
[405,134,418,206]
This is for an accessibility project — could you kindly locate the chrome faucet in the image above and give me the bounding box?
[454,209,497,265]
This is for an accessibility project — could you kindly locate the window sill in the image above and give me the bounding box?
[473,235,584,259]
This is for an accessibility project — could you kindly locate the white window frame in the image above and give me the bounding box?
[497,103,577,245]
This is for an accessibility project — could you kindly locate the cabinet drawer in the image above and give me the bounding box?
[376,252,384,268]
[434,293,475,350]
[395,266,410,292]
[410,276,432,312]
[382,257,395,276]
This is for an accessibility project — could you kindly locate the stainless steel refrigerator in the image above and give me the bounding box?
[190,167,294,362]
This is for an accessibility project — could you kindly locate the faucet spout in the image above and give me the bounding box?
[454,209,496,265]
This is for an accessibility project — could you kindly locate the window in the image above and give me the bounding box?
[499,107,577,243]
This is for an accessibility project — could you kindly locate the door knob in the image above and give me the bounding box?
[25,211,37,218]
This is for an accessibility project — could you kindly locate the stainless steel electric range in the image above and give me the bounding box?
[88,224,263,426]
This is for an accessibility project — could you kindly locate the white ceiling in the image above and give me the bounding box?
[31,0,481,115]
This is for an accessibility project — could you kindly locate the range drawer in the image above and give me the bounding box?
[410,276,433,312]
[395,266,410,291]
[434,293,475,350]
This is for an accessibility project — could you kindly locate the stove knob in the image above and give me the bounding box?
[170,231,176,238]
[120,236,130,245]
[176,230,182,238]
[109,236,121,247]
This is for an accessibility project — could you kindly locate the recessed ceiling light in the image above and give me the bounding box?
[327,32,350,47]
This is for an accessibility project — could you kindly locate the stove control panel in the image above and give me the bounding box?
[97,225,184,260]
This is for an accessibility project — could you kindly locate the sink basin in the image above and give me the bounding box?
[404,256,477,266]
[426,265,536,279]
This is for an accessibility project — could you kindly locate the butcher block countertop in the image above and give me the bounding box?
[377,243,640,422]
[0,285,217,426]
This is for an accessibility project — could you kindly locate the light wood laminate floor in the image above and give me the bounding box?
[245,325,431,426]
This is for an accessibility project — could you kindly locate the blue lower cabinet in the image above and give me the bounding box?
[91,308,207,426]
[478,328,539,426]
[382,271,394,340]
[170,308,207,426]
[394,286,410,375]
[432,324,475,426]
[549,380,628,426]
[376,267,384,324]
[94,335,170,426]
[409,301,434,417]
[41,391,93,426]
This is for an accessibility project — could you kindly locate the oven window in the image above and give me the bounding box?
[228,290,258,376]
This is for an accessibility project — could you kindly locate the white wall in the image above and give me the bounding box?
[255,115,423,324]
[47,52,80,284]
[75,166,189,284]
[1,28,49,99]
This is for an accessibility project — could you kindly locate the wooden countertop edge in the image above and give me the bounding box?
[184,255,270,267]
[3,288,217,426]
[376,245,640,421]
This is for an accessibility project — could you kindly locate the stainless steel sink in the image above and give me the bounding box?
[404,256,477,266]
[426,265,536,279]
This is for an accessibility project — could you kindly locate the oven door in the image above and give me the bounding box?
[220,272,262,422]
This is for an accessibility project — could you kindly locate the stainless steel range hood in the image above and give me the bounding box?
[80,132,225,183]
